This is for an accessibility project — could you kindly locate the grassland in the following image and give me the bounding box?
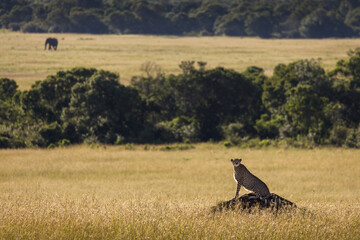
[0,144,359,239]
[1,30,360,90]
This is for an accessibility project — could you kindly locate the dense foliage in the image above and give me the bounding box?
[1,50,360,148]
[1,0,360,38]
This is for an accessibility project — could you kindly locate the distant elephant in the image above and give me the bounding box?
[44,38,58,50]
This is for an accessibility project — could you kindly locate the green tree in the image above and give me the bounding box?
[345,7,360,33]
[245,10,275,38]
[190,2,228,34]
[107,10,140,33]
[285,85,328,139]
[262,59,333,142]
[171,66,262,140]
[46,9,72,32]
[62,70,144,143]
[328,49,360,127]
[70,9,108,33]
[170,12,197,35]
[255,114,283,139]
[132,1,169,34]
[299,9,353,38]
[0,78,18,101]
[214,14,246,36]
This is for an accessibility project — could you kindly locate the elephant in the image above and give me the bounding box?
[44,38,58,50]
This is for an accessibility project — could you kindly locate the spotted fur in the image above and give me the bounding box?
[231,158,270,199]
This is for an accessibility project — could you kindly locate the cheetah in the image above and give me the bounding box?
[231,158,270,200]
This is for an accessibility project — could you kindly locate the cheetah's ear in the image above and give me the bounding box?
[239,158,242,162]
[230,159,233,162]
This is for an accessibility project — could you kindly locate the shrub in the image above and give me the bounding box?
[0,136,10,148]
[159,144,194,151]
[58,139,70,147]
[259,139,271,147]
[222,123,247,144]
[156,117,201,143]
[40,122,63,146]
[125,143,134,150]
[223,141,232,148]
[47,143,56,149]
[329,125,349,146]
[8,23,20,31]
[255,115,283,139]
[114,135,125,145]
[344,129,358,148]
[21,21,46,33]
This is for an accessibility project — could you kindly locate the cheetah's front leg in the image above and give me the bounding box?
[233,182,241,200]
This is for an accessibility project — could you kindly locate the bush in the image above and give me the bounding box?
[58,139,70,147]
[222,123,248,145]
[21,21,46,33]
[344,129,358,148]
[329,126,349,146]
[159,144,194,151]
[0,136,10,148]
[40,122,63,146]
[255,115,283,139]
[259,139,271,147]
[156,117,201,143]
[114,135,125,145]
[47,143,56,149]
[8,22,20,31]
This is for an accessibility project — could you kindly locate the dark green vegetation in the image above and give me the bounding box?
[1,49,360,148]
[1,0,360,38]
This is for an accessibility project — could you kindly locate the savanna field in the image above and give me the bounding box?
[1,30,360,89]
[0,144,359,239]
[1,31,360,239]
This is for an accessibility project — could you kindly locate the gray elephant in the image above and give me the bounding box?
[44,38,58,50]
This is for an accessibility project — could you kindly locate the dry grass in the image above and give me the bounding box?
[1,30,359,90]
[0,144,359,239]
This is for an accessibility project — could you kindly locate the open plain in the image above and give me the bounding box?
[0,144,359,239]
[1,31,360,89]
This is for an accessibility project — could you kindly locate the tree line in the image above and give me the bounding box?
[1,0,360,38]
[1,49,360,148]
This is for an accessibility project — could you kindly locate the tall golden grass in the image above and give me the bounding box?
[1,30,360,90]
[0,144,359,239]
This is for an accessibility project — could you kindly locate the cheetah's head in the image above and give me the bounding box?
[231,158,242,167]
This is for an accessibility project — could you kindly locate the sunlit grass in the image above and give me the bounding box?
[0,144,359,239]
[1,31,359,89]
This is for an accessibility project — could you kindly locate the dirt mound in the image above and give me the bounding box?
[213,193,296,212]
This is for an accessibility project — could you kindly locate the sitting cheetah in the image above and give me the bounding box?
[231,158,270,200]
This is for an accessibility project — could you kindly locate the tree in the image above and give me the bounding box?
[107,10,140,33]
[0,78,20,128]
[0,78,18,101]
[190,2,228,34]
[70,9,108,33]
[299,9,353,38]
[214,14,246,36]
[345,7,360,34]
[245,10,275,38]
[328,49,360,127]
[46,9,72,32]
[285,85,328,139]
[132,1,169,34]
[5,5,33,23]
[170,12,197,35]
[255,114,283,139]
[170,66,262,140]
[262,59,334,141]
[62,70,144,143]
